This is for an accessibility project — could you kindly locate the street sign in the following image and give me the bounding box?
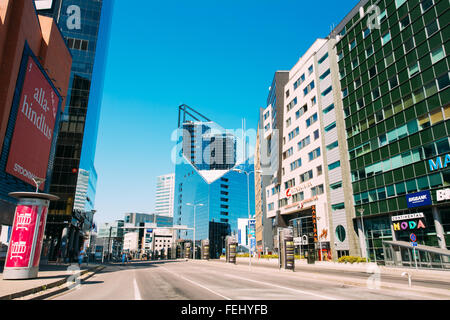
[411,242,417,247]
[410,233,417,242]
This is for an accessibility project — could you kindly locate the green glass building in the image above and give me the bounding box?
[334,0,449,266]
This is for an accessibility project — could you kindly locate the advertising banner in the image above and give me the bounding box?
[32,206,48,267]
[5,205,39,268]
[406,191,432,208]
[6,56,60,190]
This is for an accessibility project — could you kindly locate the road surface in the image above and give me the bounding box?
[50,260,450,300]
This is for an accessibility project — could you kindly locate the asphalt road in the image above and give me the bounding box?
[50,260,450,300]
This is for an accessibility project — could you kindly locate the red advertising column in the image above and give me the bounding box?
[3,192,58,280]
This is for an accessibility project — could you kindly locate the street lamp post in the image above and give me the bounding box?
[186,203,204,260]
[232,168,262,269]
[358,208,368,260]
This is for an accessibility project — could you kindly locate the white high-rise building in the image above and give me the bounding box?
[155,174,175,217]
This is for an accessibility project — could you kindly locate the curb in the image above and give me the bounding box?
[30,265,106,300]
[0,265,104,300]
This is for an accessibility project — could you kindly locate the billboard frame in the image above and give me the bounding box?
[0,42,62,197]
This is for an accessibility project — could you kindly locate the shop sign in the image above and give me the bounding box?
[428,154,450,171]
[392,213,426,231]
[284,195,319,210]
[437,189,450,201]
[312,205,318,242]
[286,182,313,197]
[406,191,432,208]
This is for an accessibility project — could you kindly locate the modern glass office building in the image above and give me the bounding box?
[36,0,114,261]
[174,106,255,258]
[335,0,449,266]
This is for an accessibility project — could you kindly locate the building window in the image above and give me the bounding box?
[299,170,313,183]
[408,62,420,77]
[395,0,407,8]
[335,225,346,242]
[378,10,387,24]
[313,129,319,140]
[308,65,314,75]
[385,52,394,66]
[366,45,374,58]
[286,90,290,98]
[323,104,335,114]
[311,184,324,196]
[306,113,318,127]
[349,39,356,51]
[328,161,341,171]
[369,66,377,78]
[342,87,348,98]
[319,69,330,80]
[290,158,302,171]
[404,37,415,53]
[372,87,380,100]
[437,73,450,91]
[326,141,339,151]
[330,181,342,190]
[337,51,343,61]
[363,27,371,39]
[431,47,445,64]
[426,20,439,38]
[354,78,361,89]
[388,76,399,89]
[308,148,321,161]
[324,122,336,132]
[351,58,359,69]
[381,32,391,45]
[286,117,292,127]
[421,0,433,12]
[298,136,311,151]
[332,203,345,211]
[295,104,308,119]
[317,165,323,176]
[318,52,328,64]
[357,97,364,109]
[322,86,332,97]
[399,15,410,30]
[311,96,317,105]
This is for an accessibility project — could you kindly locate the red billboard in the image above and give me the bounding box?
[6,56,60,190]
[5,204,39,268]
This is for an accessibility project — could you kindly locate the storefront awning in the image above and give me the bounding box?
[383,240,450,257]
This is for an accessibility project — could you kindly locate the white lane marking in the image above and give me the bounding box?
[222,273,338,300]
[157,266,231,300]
[134,277,142,300]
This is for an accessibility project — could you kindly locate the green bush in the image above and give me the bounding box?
[338,255,367,264]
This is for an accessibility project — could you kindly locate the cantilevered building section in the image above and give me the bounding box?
[179,105,237,171]
[174,105,254,258]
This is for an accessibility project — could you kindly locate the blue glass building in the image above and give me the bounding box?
[36,0,114,261]
[174,106,255,258]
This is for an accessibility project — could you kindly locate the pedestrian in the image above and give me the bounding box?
[122,252,126,265]
[78,247,85,267]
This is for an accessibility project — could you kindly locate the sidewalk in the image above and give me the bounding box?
[0,262,103,300]
[222,257,450,282]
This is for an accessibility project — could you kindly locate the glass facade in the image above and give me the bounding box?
[174,112,255,258]
[336,0,449,261]
[36,0,114,261]
[38,0,113,218]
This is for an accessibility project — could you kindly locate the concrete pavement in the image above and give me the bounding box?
[0,262,103,300]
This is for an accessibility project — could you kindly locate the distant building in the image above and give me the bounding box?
[124,212,173,228]
[155,174,175,217]
[174,105,255,259]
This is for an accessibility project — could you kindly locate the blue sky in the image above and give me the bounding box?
[93,0,358,225]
